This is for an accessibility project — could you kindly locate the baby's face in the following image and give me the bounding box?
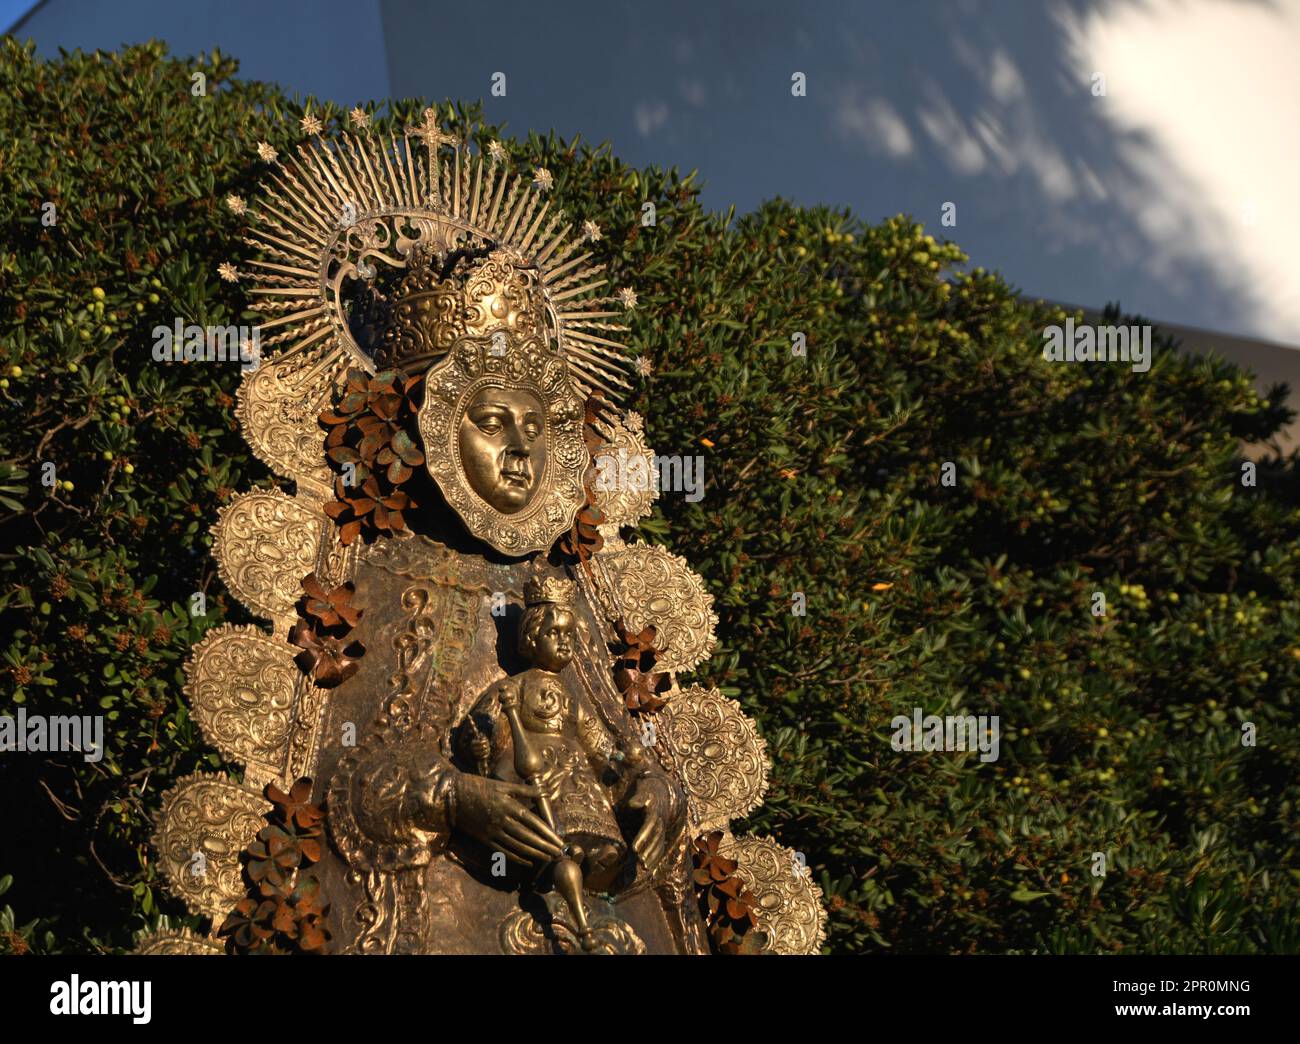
[521,677,566,730]
[531,608,575,671]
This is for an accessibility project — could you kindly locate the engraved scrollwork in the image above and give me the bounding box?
[660,685,769,833]
[593,543,718,673]
[152,774,268,921]
[235,346,343,489]
[212,489,324,623]
[133,928,225,955]
[590,411,659,529]
[718,833,828,955]
[498,895,647,955]
[184,624,303,786]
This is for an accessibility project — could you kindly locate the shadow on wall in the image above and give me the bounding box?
[378,0,1295,347]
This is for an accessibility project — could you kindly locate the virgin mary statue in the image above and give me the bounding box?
[141,109,825,955]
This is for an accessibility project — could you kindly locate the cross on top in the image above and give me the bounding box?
[409,108,457,151]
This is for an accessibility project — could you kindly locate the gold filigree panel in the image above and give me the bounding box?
[235,348,341,489]
[590,412,658,528]
[152,774,267,921]
[212,488,322,624]
[134,929,224,955]
[594,543,717,673]
[719,834,827,955]
[361,532,523,597]
[661,685,768,833]
[185,624,304,787]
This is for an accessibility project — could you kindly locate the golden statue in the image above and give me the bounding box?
[144,109,826,956]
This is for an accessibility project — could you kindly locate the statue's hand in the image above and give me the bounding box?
[452,772,565,866]
[625,775,672,869]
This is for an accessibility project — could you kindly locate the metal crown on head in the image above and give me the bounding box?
[524,576,576,611]
[224,107,638,405]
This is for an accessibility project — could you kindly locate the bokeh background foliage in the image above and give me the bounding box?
[1,39,1297,955]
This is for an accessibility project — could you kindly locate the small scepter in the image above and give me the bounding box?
[498,682,595,951]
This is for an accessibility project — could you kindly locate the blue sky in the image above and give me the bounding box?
[6,0,1298,349]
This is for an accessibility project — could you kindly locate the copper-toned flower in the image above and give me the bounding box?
[221,774,335,954]
[290,876,331,953]
[613,619,668,713]
[321,369,424,545]
[266,777,324,834]
[559,494,605,562]
[375,428,424,485]
[246,824,302,894]
[298,574,362,633]
[219,896,276,951]
[290,622,365,688]
[692,830,739,885]
[691,830,766,954]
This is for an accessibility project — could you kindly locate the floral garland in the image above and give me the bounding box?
[613,618,669,713]
[288,573,365,688]
[691,831,768,955]
[321,368,425,545]
[218,779,331,954]
[557,396,612,563]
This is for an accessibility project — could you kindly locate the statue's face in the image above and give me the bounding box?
[521,676,566,732]
[531,608,575,672]
[457,385,547,514]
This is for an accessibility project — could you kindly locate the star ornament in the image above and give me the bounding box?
[582,219,602,243]
[348,106,370,129]
[225,194,246,216]
[299,112,324,136]
[532,167,554,192]
[256,141,278,163]
[633,356,653,378]
[487,140,507,164]
[617,286,638,310]
[218,262,240,283]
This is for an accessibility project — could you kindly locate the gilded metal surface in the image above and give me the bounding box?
[589,409,659,529]
[659,684,769,833]
[499,893,646,954]
[326,723,447,954]
[133,928,225,955]
[593,543,718,674]
[234,344,340,491]
[184,623,304,789]
[151,773,268,921]
[229,119,637,403]
[718,833,828,955]
[211,489,323,626]
[152,114,827,951]
[382,580,481,731]
[360,531,523,597]
[418,333,587,556]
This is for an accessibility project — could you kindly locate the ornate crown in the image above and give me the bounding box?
[524,576,576,610]
[227,112,644,485]
[350,246,549,371]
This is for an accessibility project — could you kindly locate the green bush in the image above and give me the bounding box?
[1,38,1297,954]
